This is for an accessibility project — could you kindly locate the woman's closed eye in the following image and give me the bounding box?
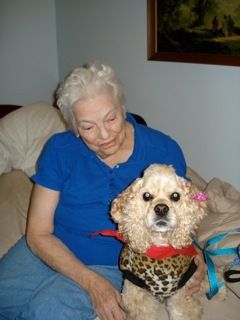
[105,109,121,123]
[79,125,95,132]
[106,114,117,122]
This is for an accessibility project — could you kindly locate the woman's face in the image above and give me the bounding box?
[73,91,126,159]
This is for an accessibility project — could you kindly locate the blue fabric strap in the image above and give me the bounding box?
[194,227,240,299]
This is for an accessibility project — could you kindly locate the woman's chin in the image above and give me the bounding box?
[98,142,123,159]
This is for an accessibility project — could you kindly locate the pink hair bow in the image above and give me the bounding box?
[192,192,208,202]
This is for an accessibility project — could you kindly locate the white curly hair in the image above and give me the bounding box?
[56,62,126,134]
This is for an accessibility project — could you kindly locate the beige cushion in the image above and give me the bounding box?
[197,178,240,266]
[196,177,240,297]
[0,170,32,257]
[0,102,67,177]
[127,287,240,320]
[187,168,239,268]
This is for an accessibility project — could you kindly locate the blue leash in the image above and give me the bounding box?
[194,227,240,299]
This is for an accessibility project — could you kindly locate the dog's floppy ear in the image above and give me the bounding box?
[111,178,143,223]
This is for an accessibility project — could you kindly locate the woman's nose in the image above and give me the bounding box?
[99,124,110,139]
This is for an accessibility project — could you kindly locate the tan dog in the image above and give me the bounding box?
[111,164,208,320]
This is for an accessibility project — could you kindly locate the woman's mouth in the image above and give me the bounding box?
[100,139,115,149]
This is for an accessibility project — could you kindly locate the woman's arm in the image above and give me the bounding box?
[26,184,126,320]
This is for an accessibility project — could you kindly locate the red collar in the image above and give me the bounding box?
[145,244,197,259]
[91,230,197,259]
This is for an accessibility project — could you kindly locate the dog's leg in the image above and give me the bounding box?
[166,289,204,320]
[122,281,161,320]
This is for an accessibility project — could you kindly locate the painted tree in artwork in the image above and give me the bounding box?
[157,0,192,50]
[192,0,218,26]
[157,0,189,33]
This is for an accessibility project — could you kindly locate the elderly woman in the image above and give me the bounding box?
[0,62,205,320]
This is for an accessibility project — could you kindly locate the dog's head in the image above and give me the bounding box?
[111,164,207,251]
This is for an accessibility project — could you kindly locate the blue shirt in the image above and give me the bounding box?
[32,113,186,265]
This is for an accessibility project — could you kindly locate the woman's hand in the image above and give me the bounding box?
[185,251,206,297]
[88,272,126,320]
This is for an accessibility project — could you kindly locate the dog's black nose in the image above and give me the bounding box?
[154,204,169,216]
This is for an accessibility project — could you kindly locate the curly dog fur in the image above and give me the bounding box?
[111,164,209,320]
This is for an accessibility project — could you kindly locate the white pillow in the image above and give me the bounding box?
[0,102,67,176]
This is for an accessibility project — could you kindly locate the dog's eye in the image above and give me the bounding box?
[170,192,180,202]
[143,192,153,201]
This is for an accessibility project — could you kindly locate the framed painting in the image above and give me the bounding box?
[147,0,240,66]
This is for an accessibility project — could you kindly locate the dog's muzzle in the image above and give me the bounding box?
[154,203,170,227]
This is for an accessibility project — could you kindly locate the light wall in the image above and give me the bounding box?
[56,0,240,190]
[0,0,58,105]
[1,0,239,190]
